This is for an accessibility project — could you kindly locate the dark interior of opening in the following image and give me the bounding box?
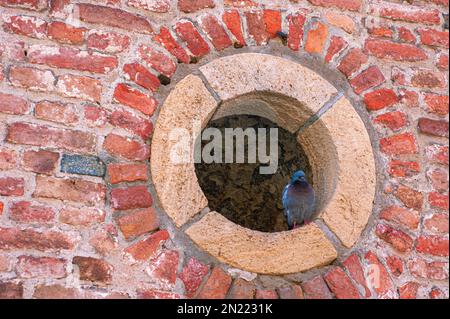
[195,115,313,233]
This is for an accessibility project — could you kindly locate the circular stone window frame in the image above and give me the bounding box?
[151,53,376,275]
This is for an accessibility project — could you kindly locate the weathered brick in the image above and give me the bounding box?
[380,133,418,155]
[418,28,449,48]
[59,207,106,227]
[84,105,109,128]
[125,230,169,261]
[429,288,447,299]
[364,251,396,299]
[398,27,416,43]
[424,214,449,234]
[22,150,59,175]
[245,11,270,46]
[197,267,232,299]
[73,256,112,284]
[429,192,449,211]
[324,267,360,299]
[61,154,105,177]
[392,67,446,89]
[368,26,394,38]
[277,285,304,299]
[375,223,414,253]
[308,0,362,11]
[199,14,233,51]
[107,163,148,185]
[138,44,177,78]
[0,148,17,170]
[426,144,449,166]
[127,0,171,13]
[374,111,408,131]
[399,282,419,299]
[379,4,441,25]
[48,21,86,45]
[0,177,24,197]
[0,227,74,251]
[78,3,153,34]
[228,279,256,299]
[89,230,118,256]
[287,12,307,51]
[418,118,449,138]
[408,258,449,280]
[152,27,190,64]
[109,109,153,140]
[9,201,55,223]
[147,250,179,286]
[224,0,256,7]
[117,208,159,240]
[416,235,449,257]
[222,10,246,47]
[395,184,423,210]
[386,255,404,277]
[103,134,150,161]
[342,253,371,298]
[33,284,82,299]
[56,74,102,103]
[1,0,48,11]
[399,89,419,108]
[113,83,157,116]
[0,93,30,115]
[179,257,209,298]
[437,53,449,70]
[111,185,152,211]
[424,93,449,116]
[178,0,214,13]
[3,15,47,39]
[8,66,55,92]
[364,88,398,111]
[49,0,70,18]
[350,66,385,95]
[35,101,78,126]
[305,22,328,54]
[7,122,96,153]
[380,205,420,230]
[0,282,23,299]
[87,30,130,54]
[34,176,106,206]
[138,289,180,299]
[325,12,355,34]
[123,63,160,92]
[364,38,427,62]
[301,276,332,299]
[255,290,279,299]
[175,20,210,58]
[325,36,347,63]
[16,255,66,279]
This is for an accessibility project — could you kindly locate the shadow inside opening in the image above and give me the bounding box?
[195,115,313,233]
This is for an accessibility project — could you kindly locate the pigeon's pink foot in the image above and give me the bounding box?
[293,224,301,230]
[303,220,312,226]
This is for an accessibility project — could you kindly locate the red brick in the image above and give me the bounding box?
[117,208,159,240]
[375,223,414,253]
[380,205,420,230]
[342,253,371,298]
[364,251,396,299]
[1,0,48,11]
[428,167,449,191]
[138,289,180,299]
[0,227,74,251]
[255,290,279,299]
[350,66,385,95]
[7,122,96,153]
[78,3,153,34]
[379,5,440,25]
[34,176,106,206]
[0,40,25,61]
[84,105,109,128]
[110,185,152,211]
[16,256,66,279]
[364,38,427,62]
[224,0,257,7]
[368,26,394,38]
[228,279,256,299]
[0,177,24,196]
[199,15,233,51]
[113,83,157,116]
[418,28,449,48]
[179,257,209,298]
[3,15,47,39]
[308,0,361,11]
[305,22,328,54]
[127,0,171,13]
[287,12,307,51]
[123,63,160,92]
[393,68,446,89]
[1,93,31,115]
[338,48,368,77]
[48,22,86,45]
[73,256,112,284]
[35,101,78,126]
[429,288,447,299]
[103,134,150,161]
[429,192,449,211]
[424,213,449,234]
[178,0,214,13]
[325,36,347,63]
[398,27,416,43]
[380,133,418,156]
[197,267,232,299]
[0,282,23,299]
[426,144,449,166]
[277,285,304,299]
[324,267,360,299]
[0,148,17,170]
[109,109,153,140]
[364,88,397,111]
[22,150,59,175]
[56,74,102,103]
[49,0,70,18]
[89,230,118,256]
[8,66,55,92]
[245,11,270,46]
[175,20,210,57]
[87,31,130,54]
[424,93,449,116]
[374,111,408,131]
[59,207,106,227]
[408,258,449,280]
[399,282,419,299]
[416,235,449,257]
[399,89,419,108]
[33,284,82,299]
[301,276,332,299]
[138,45,177,78]
[147,250,179,286]
[0,254,11,271]
[222,10,246,47]
[263,10,282,39]
[9,201,55,223]
[395,184,423,210]
[418,118,449,138]
[152,27,190,64]
[437,53,449,70]
[386,255,404,277]
[108,163,148,185]
[125,230,169,261]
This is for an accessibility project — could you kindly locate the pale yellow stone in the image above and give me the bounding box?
[324,12,356,34]
[150,75,218,227]
[186,212,338,275]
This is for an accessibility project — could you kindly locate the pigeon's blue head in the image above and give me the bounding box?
[291,170,307,183]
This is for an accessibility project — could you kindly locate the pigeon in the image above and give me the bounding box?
[282,170,316,230]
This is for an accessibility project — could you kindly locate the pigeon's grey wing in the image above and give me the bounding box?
[282,185,290,218]
[303,186,316,221]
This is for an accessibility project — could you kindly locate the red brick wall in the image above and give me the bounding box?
[0,0,448,299]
